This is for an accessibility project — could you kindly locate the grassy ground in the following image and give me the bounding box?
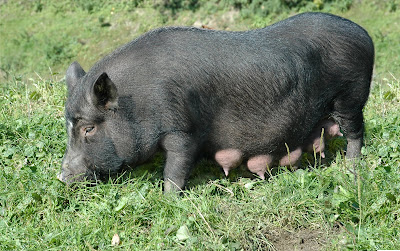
[1,0,400,250]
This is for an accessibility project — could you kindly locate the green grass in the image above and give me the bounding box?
[1,0,400,250]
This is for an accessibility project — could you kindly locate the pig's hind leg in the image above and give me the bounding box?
[332,94,367,159]
[162,133,199,193]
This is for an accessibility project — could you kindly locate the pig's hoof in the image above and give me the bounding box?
[163,179,184,194]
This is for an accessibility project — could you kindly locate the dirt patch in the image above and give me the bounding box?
[266,228,334,251]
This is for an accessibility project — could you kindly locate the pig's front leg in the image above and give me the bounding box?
[162,133,198,193]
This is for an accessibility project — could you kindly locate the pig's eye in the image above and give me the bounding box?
[83,126,96,136]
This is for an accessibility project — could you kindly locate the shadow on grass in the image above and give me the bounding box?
[102,136,348,190]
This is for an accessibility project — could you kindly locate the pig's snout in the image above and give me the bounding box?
[57,171,65,182]
[59,153,92,183]
[57,161,71,183]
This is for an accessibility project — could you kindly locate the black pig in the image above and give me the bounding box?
[59,12,374,192]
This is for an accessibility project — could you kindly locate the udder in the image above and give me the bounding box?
[247,154,273,180]
[215,148,243,176]
[279,147,302,166]
[304,118,343,158]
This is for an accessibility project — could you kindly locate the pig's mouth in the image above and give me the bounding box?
[57,167,126,185]
[57,164,99,185]
[58,155,129,185]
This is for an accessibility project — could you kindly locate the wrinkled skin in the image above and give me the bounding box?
[59,13,374,192]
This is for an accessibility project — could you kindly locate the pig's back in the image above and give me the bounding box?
[88,12,373,156]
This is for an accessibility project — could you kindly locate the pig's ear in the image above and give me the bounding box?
[92,72,118,111]
[66,61,86,92]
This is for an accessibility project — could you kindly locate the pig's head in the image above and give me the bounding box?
[58,62,138,184]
